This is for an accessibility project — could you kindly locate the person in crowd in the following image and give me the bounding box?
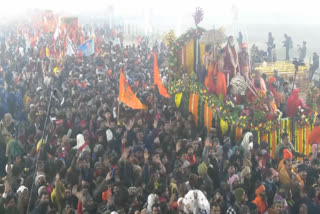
[238,43,250,78]
[215,49,227,98]
[267,32,275,61]
[252,185,268,214]
[310,52,319,81]
[298,41,307,61]
[224,36,239,86]
[309,114,320,145]
[286,88,308,117]
[0,16,320,214]
[275,133,305,162]
[283,34,292,61]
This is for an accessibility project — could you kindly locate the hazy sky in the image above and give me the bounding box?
[1,0,318,25]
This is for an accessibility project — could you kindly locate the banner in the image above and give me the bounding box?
[77,39,94,56]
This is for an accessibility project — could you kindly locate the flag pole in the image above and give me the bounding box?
[153,85,157,118]
[117,101,120,125]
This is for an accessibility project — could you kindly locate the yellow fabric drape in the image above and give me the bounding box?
[200,43,205,66]
[185,39,194,74]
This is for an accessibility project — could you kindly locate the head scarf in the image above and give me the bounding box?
[286,88,300,117]
[198,162,208,175]
[228,174,239,191]
[234,188,245,203]
[240,166,251,183]
[283,149,293,160]
[255,185,266,196]
[241,132,253,153]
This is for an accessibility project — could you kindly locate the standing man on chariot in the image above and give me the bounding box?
[224,36,239,86]
[238,43,250,78]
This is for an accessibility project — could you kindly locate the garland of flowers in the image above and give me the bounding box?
[166,27,206,71]
[168,73,320,132]
[237,93,281,132]
[166,27,319,132]
[168,73,242,128]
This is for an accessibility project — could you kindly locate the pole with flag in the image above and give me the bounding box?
[153,52,170,98]
[119,69,147,110]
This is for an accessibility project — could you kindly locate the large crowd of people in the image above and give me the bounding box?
[0,17,320,214]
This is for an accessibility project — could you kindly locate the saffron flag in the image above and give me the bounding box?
[119,70,147,110]
[153,52,170,98]
[77,39,94,56]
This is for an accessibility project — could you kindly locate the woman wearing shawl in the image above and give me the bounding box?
[286,88,308,117]
[241,132,253,153]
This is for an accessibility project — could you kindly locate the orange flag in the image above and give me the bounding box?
[153,52,170,98]
[119,70,147,110]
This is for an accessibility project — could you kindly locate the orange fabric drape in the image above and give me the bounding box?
[154,52,170,98]
[189,93,199,126]
[235,128,243,142]
[204,103,213,131]
[261,134,268,143]
[119,70,147,110]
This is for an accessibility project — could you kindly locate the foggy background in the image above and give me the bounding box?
[0,0,319,62]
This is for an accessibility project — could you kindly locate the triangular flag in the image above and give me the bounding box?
[119,70,147,110]
[175,93,183,108]
[53,26,60,41]
[153,52,170,98]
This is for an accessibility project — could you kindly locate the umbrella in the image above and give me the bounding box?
[200,28,227,45]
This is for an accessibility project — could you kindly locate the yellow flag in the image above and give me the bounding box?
[53,67,59,76]
[175,93,183,108]
[46,47,50,57]
[220,119,229,136]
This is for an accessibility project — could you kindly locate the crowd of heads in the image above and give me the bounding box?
[0,22,319,214]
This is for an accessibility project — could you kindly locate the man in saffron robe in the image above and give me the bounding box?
[252,185,268,214]
[224,36,239,86]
